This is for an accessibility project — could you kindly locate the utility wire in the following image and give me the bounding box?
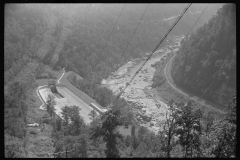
[19,5,210,158]
[31,4,209,158]
[111,3,192,105]
[150,3,210,112]
[116,4,149,70]
[48,147,75,158]
[185,3,209,38]
[13,142,76,158]
[12,151,24,158]
[92,4,126,71]
[151,3,192,54]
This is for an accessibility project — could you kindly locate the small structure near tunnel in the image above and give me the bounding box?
[48,80,58,94]
[90,103,108,115]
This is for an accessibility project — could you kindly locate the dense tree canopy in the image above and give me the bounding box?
[171,4,236,108]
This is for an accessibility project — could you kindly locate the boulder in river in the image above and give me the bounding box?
[150,121,154,126]
[102,79,107,85]
[142,108,147,113]
[140,114,152,122]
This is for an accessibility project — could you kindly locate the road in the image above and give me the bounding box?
[57,86,93,124]
[37,70,89,122]
[164,52,225,114]
[59,71,102,108]
[164,53,189,97]
[37,68,101,124]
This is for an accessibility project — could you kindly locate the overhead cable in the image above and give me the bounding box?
[185,3,209,38]
[116,4,150,70]
[93,4,126,71]
[111,3,192,105]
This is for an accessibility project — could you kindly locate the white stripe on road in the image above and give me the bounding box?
[57,69,65,84]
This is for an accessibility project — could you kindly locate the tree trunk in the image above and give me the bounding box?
[191,146,193,157]
[51,110,52,121]
[185,146,191,158]
[167,133,171,158]
[185,147,188,158]
[131,125,136,137]
[53,113,56,129]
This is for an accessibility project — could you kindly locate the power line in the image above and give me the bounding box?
[162,4,210,112]
[151,3,192,54]
[92,4,126,71]
[48,147,75,158]
[111,3,192,105]
[11,150,24,158]
[185,3,209,38]
[116,4,149,70]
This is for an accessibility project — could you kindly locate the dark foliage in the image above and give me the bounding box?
[171,4,236,108]
[91,109,125,158]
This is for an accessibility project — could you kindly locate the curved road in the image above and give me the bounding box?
[164,52,225,113]
[164,53,188,97]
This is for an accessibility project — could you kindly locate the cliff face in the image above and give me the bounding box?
[171,4,236,107]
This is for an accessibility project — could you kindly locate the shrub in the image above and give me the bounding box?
[140,114,152,122]
[42,114,50,119]
[42,118,51,124]
[4,134,26,158]
[29,130,37,135]
[39,72,49,79]
[49,71,57,79]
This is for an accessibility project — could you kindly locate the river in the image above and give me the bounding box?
[102,36,184,133]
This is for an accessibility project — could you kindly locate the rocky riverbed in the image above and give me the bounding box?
[102,36,184,133]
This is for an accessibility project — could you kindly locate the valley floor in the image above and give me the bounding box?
[103,39,180,133]
[103,35,225,133]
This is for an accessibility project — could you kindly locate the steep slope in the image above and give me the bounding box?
[171,4,236,108]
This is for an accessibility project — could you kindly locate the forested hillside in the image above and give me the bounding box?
[171,4,236,108]
[5,4,221,84]
[5,4,235,158]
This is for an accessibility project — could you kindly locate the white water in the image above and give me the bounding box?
[189,11,201,14]
[161,15,179,21]
[103,36,184,133]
